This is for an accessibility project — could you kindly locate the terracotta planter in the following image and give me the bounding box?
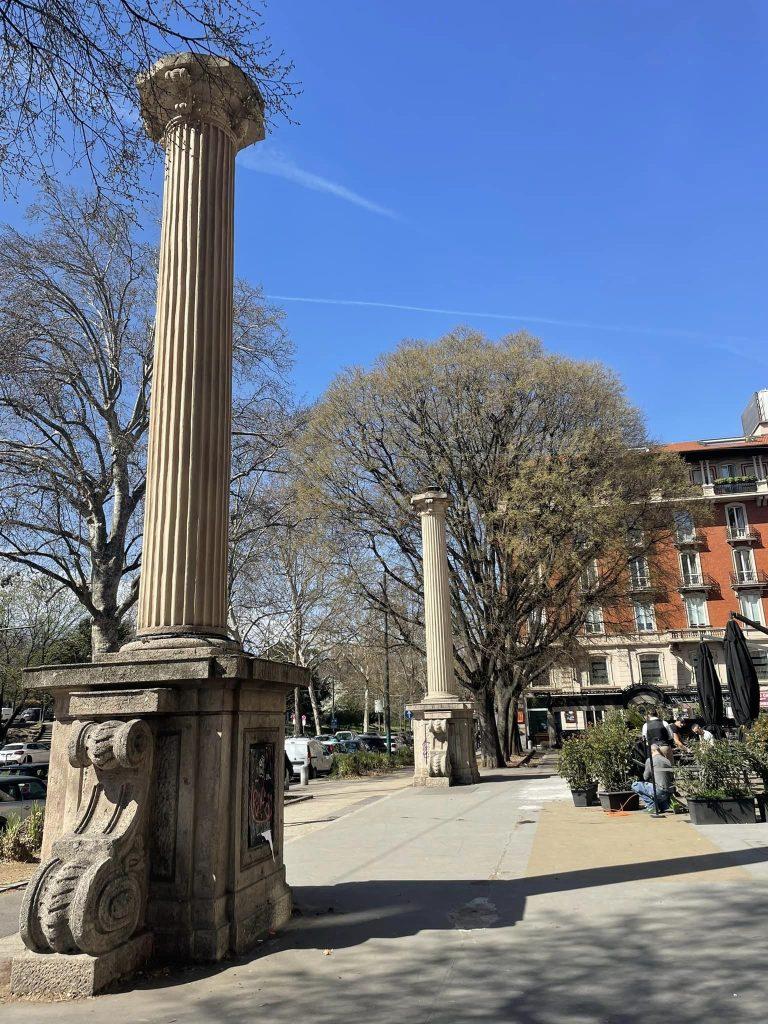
[598,790,640,812]
[687,797,756,825]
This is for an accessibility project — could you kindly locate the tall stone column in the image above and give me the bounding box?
[407,487,479,787]
[135,54,265,643]
[11,54,307,998]
[412,489,458,700]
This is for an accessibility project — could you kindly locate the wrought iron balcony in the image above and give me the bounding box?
[674,528,706,548]
[628,574,653,593]
[678,572,718,593]
[726,526,761,546]
[730,569,768,589]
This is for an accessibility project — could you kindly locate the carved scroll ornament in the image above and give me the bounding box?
[20,719,153,957]
[428,719,451,778]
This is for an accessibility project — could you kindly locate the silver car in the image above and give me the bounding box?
[0,775,46,828]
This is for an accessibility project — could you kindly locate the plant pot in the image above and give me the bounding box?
[598,790,640,812]
[570,783,598,808]
[687,797,756,825]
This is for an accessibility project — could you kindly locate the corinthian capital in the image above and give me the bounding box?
[137,52,265,151]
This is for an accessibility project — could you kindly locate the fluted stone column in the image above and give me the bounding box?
[407,487,479,787]
[135,54,265,643]
[411,488,457,699]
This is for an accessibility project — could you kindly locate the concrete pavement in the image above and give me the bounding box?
[2,762,768,1022]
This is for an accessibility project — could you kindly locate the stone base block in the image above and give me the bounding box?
[10,932,152,998]
[407,699,480,787]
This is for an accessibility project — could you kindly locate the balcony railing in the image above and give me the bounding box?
[628,575,653,593]
[726,526,761,545]
[702,478,768,498]
[674,528,706,548]
[730,569,768,588]
[678,572,718,593]
[669,627,725,641]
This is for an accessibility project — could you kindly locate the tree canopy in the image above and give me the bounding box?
[302,328,696,764]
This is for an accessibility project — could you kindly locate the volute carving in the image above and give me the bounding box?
[20,718,153,957]
[428,719,451,778]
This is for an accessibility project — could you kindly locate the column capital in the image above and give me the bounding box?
[411,488,452,516]
[137,52,265,151]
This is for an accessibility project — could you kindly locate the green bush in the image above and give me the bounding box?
[557,735,594,790]
[0,803,44,862]
[587,712,637,792]
[677,740,752,800]
[331,747,414,778]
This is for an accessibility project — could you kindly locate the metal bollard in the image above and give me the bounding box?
[300,764,310,786]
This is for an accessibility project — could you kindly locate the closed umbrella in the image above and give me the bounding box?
[694,641,725,731]
[724,618,760,726]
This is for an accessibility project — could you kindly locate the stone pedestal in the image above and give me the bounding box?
[408,489,479,787]
[409,699,479,787]
[10,651,302,994]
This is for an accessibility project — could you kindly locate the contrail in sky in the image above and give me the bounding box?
[266,293,758,350]
[239,147,397,219]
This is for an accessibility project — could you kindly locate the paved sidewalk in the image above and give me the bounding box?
[2,765,768,1022]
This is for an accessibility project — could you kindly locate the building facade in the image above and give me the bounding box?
[525,392,768,743]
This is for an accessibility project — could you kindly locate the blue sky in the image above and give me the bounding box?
[7,2,768,443]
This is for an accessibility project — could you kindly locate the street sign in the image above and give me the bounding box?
[331,716,338,729]
[301,714,307,725]
[374,699,383,713]
[405,709,413,720]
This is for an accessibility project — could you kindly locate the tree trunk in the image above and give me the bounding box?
[91,613,120,658]
[307,673,322,736]
[293,686,301,736]
[363,686,369,733]
[477,685,504,767]
[510,696,523,755]
[498,690,513,763]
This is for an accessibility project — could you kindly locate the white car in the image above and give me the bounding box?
[0,742,50,766]
[284,737,332,779]
[0,775,46,828]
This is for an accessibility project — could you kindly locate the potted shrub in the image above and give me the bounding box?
[558,734,597,807]
[678,740,756,824]
[588,713,640,812]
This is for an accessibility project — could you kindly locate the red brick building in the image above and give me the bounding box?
[526,391,768,740]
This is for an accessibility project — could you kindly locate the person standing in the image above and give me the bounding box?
[641,708,673,746]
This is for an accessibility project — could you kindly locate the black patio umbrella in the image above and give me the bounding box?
[694,641,726,732]
[724,617,760,727]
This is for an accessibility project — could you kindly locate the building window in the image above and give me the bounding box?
[584,606,604,634]
[739,591,765,626]
[674,510,696,542]
[634,601,656,632]
[749,648,768,683]
[589,658,609,685]
[628,527,644,547]
[726,503,749,538]
[639,654,662,684]
[629,556,650,588]
[733,547,757,584]
[579,560,599,592]
[680,550,702,586]
[684,593,709,627]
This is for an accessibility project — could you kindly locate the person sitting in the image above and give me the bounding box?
[691,722,715,744]
[631,741,674,812]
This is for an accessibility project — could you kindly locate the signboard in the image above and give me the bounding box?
[405,709,413,720]
[331,716,338,730]
[374,699,383,713]
[560,708,586,731]
[760,689,768,709]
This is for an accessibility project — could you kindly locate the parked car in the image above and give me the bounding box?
[334,730,357,743]
[314,735,341,755]
[0,742,50,767]
[357,734,388,753]
[0,775,46,830]
[337,739,361,754]
[284,737,332,779]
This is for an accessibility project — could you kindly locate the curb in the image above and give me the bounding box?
[0,880,28,894]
